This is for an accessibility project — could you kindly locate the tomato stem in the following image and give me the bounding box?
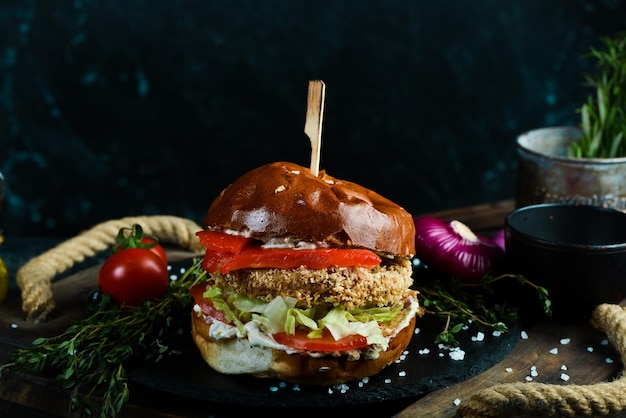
[114,224,159,253]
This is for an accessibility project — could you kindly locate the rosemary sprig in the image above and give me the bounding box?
[568,31,626,158]
[0,257,207,418]
[414,271,551,346]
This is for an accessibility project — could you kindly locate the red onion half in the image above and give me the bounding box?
[413,216,504,282]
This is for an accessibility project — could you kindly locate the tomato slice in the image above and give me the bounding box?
[197,230,252,253]
[197,230,382,273]
[201,250,239,274]
[204,247,381,273]
[273,328,369,352]
[189,283,229,323]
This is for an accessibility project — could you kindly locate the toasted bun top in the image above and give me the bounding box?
[203,161,415,257]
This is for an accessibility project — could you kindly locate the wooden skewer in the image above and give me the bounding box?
[304,80,326,177]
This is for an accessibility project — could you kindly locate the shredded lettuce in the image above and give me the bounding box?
[202,284,398,346]
[318,308,387,345]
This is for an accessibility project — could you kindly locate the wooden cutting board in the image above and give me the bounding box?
[395,318,625,417]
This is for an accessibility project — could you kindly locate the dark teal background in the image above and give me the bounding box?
[1,0,625,237]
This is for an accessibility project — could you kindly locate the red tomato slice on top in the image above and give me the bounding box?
[201,250,239,274]
[197,230,252,253]
[273,328,369,352]
[197,230,382,273]
[214,247,381,273]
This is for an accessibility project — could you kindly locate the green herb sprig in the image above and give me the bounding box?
[568,31,626,158]
[0,258,207,418]
[415,272,551,347]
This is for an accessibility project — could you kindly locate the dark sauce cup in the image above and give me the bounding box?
[505,203,626,323]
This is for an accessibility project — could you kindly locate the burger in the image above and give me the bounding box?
[189,161,422,385]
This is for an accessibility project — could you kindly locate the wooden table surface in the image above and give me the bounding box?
[1,199,625,418]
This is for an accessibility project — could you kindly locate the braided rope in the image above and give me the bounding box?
[17,215,204,323]
[458,304,626,417]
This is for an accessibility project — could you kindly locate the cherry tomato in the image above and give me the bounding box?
[273,328,369,352]
[98,248,169,306]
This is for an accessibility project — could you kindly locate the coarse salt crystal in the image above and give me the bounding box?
[549,348,558,354]
[561,364,567,370]
[606,358,614,364]
[492,330,502,337]
[11,323,18,329]
[449,348,466,361]
[525,376,533,381]
[561,373,570,381]
[454,398,461,406]
[587,346,594,352]
[521,331,529,339]
[384,378,392,384]
[505,367,513,373]
[414,327,421,335]
[531,369,538,377]
[471,332,485,342]
[419,348,430,355]
[560,338,571,345]
[601,339,609,346]
[399,371,406,377]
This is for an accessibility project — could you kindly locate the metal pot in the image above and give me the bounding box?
[515,126,626,211]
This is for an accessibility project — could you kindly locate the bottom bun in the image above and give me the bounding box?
[191,313,417,385]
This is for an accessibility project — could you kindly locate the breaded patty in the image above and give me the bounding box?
[209,258,414,310]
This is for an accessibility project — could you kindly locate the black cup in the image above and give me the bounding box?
[505,203,626,322]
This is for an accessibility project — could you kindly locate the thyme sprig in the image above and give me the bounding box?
[414,270,551,346]
[0,257,207,418]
